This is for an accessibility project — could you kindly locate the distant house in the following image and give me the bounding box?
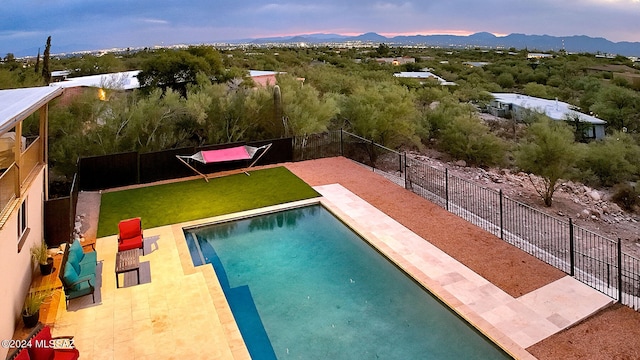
[376,56,415,66]
[50,70,71,82]
[394,70,456,86]
[527,53,553,59]
[489,93,606,140]
[249,70,281,87]
[463,61,490,68]
[0,86,63,358]
[50,70,141,103]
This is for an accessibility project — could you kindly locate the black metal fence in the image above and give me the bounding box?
[294,129,640,310]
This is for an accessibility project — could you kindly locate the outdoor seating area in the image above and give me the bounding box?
[59,241,97,309]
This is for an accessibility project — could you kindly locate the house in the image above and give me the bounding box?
[375,56,415,65]
[50,70,141,103]
[393,70,456,86]
[463,61,491,68]
[527,53,553,59]
[0,86,63,359]
[249,70,281,87]
[489,93,606,139]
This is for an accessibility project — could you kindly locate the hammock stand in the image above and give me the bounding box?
[176,143,272,182]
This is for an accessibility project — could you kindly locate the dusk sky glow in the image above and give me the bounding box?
[1,1,639,56]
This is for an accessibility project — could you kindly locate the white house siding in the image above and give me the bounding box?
[0,167,46,359]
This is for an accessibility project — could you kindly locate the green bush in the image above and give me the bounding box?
[439,115,506,167]
[578,131,640,186]
[611,183,640,212]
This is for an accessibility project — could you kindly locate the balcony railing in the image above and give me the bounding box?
[20,137,42,185]
[0,136,43,222]
[0,164,17,217]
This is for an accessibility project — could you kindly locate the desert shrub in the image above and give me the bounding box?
[578,131,640,186]
[611,183,640,212]
[439,115,506,167]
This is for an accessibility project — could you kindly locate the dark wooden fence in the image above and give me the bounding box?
[77,138,293,191]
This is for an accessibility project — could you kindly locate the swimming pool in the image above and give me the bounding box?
[185,204,512,359]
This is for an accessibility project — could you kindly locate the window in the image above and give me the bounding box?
[17,198,29,252]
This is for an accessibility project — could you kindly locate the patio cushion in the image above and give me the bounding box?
[67,240,84,273]
[69,275,95,296]
[28,325,54,360]
[119,218,141,239]
[62,264,79,289]
[77,263,95,279]
[79,250,97,268]
[118,236,143,251]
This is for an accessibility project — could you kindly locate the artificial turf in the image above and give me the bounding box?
[97,166,320,237]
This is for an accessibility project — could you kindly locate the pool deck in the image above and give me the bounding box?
[52,184,613,360]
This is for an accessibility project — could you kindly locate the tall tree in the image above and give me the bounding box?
[278,75,338,137]
[42,36,51,83]
[515,117,580,206]
[137,49,212,96]
[34,49,40,74]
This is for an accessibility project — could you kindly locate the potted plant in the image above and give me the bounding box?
[22,287,55,328]
[31,239,53,275]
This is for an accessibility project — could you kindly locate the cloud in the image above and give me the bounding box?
[139,18,170,25]
[255,3,329,14]
[1,0,639,55]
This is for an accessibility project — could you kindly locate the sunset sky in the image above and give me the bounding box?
[2,0,639,56]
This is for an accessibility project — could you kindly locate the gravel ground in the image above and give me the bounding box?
[78,157,640,359]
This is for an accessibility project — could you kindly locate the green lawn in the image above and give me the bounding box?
[97,167,320,237]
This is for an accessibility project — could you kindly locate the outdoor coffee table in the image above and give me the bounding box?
[115,249,140,288]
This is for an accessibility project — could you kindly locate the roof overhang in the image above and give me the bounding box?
[0,86,64,135]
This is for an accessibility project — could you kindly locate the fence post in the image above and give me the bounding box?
[339,129,343,157]
[136,151,141,185]
[618,238,623,303]
[370,139,375,171]
[569,218,575,276]
[445,168,449,211]
[398,153,402,174]
[403,153,408,190]
[499,189,504,240]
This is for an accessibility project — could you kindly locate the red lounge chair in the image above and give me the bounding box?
[118,217,144,254]
[7,324,79,360]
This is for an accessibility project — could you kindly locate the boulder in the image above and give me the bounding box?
[588,190,602,201]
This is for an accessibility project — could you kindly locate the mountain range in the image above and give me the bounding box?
[241,32,640,57]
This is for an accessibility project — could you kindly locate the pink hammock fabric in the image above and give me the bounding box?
[202,146,252,163]
[176,143,271,181]
[185,145,264,164]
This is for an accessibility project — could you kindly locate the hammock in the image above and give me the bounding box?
[176,143,272,181]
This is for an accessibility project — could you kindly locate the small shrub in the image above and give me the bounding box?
[439,115,506,167]
[611,183,640,212]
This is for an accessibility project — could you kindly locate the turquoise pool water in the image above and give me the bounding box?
[185,204,511,359]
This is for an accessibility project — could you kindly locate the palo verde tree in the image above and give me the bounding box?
[341,80,420,148]
[515,116,581,206]
[277,74,339,137]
